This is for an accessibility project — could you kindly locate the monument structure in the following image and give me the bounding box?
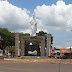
[15,14,53,57]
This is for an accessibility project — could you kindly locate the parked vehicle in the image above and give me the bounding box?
[54,55,60,59]
[60,55,67,59]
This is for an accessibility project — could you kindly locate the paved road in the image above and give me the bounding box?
[0,63,72,72]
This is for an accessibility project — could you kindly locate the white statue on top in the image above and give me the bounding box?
[29,14,37,36]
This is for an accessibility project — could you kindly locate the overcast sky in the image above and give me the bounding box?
[0,0,72,48]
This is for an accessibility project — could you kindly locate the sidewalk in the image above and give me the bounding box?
[4,58,72,64]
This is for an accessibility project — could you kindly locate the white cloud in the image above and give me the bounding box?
[34,1,72,32]
[0,0,72,34]
[0,0,31,33]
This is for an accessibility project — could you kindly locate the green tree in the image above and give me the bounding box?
[36,31,47,47]
[19,33,30,36]
[37,31,53,47]
[0,28,15,54]
[6,46,15,57]
[0,28,31,55]
[36,31,47,36]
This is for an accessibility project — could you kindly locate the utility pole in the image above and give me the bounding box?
[70,47,71,59]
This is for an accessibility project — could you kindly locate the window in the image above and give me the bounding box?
[52,50,54,51]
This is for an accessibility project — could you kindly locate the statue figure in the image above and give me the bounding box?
[29,14,37,36]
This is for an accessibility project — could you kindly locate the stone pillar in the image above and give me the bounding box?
[15,33,19,57]
[21,37,25,56]
[40,37,45,56]
[47,34,52,57]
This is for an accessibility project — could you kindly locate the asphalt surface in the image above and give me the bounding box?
[0,63,72,72]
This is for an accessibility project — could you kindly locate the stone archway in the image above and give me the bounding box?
[20,36,45,56]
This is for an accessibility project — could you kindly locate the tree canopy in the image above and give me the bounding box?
[0,28,30,54]
[37,31,53,47]
[36,31,47,36]
[0,28,15,50]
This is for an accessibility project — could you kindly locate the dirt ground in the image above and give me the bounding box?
[2,58,72,64]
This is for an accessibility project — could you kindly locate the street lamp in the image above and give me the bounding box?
[70,47,71,59]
